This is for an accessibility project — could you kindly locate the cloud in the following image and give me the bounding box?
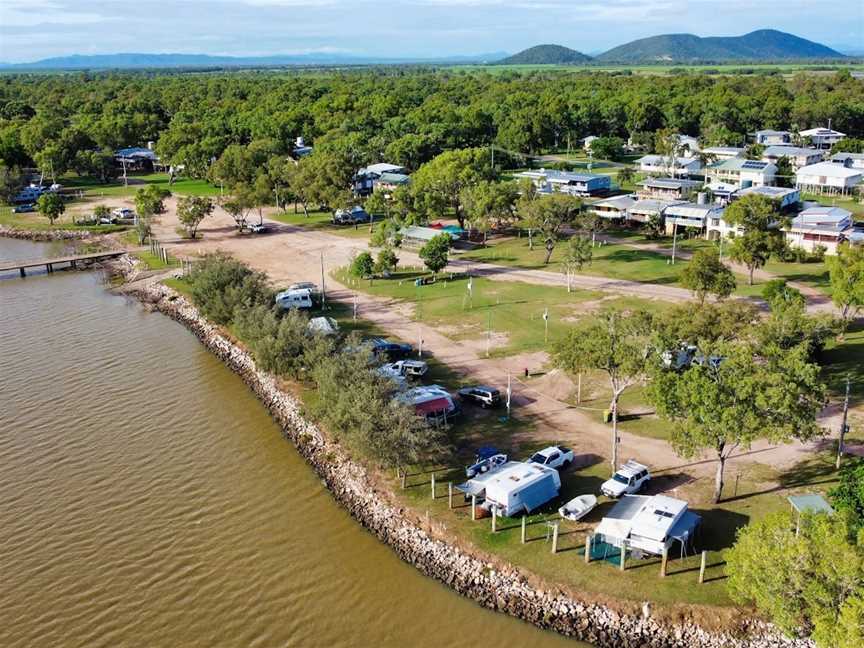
[0,0,111,27]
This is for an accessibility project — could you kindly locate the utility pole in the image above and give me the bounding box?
[836,375,851,469]
[320,251,326,311]
[671,221,678,264]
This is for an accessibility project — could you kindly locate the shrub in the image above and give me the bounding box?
[187,253,273,324]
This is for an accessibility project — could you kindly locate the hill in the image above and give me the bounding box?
[496,44,591,65]
[596,29,846,63]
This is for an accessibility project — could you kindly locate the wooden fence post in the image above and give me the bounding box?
[401,469,406,489]
[521,515,527,544]
[699,551,707,584]
[448,482,453,509]
[430,473,435,500]
[585,534,592,563]
[471,495,477,521]
[491,507,497,533]
[619,545,626,571]
[660,547,668,577]
[551,523,559,554]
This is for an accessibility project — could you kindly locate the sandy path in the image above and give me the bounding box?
[147,201,841,482]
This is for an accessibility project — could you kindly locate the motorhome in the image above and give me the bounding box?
[482,461,561,517]
[275,288,313,310]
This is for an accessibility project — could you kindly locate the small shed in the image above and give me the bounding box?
[788,494,834,534]
[401,225,458,248]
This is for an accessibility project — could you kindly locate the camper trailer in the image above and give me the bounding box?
[482,462,561,517]
[275,288,313,310]
[396,385,459,422]
[594,494,701,557]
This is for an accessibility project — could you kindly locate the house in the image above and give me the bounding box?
[374,172,411,193]
[663,203,724,235]
[701,146,744,161]
[593,494,701,557]
[785,207,854,255]
[799,127,846,149]
[637,178,703,202]
[734,185,801,210]
[761,145,824,171]
[636,155,702,177]
[590,195,636,221]
[706,158,777,190]
[795,162,863,195]
[628,199,681,224]
[830,152,864,171]
[754,129,792,146]
[513,169,611,196]
[675,134,701,155]
[354,163,407,196]
[115,146,159,171]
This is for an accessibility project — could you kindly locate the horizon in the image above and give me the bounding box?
[1,1,861,64]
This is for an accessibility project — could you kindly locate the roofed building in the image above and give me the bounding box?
[637,177,703,201]
[706,158,777,190]
[795,162,863,195]
[799,127,846,149]
[733,185,801,210]
[636,155,702,177]
[785,207,855,255]
[513,169,611,196]
[701,146,744,161]
[754,130,792,146]
[590,195,636,221]
[761,145,824,171]
[663,203,724,235]
[830,152,864,171]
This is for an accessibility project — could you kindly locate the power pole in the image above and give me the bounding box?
[320,251,326,311]
[671,221,678,264]
[836,376,851,469]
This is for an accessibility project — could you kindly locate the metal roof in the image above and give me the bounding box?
[797,162,864,179]
[788,494,834,515]
[640,178,703,189]
[762,146,822,158]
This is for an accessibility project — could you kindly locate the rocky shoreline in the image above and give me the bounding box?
[0,225,94,241]
[128,280,813,648]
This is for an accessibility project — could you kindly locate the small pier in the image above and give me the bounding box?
[0,250,126,278]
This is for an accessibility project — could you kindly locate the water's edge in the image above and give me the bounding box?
[123,279,811,648]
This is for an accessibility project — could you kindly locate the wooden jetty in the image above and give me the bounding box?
[0,250,126,278]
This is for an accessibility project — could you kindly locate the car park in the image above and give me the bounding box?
[457,385,502,408]
[600,460,651,498]
[527,446,574,471]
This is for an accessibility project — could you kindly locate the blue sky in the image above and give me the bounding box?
[0,0,861,62]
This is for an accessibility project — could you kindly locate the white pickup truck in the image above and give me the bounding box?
[527,446,574,471]
[600,460,651,498]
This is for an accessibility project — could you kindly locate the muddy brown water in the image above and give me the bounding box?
[0,238,585,647]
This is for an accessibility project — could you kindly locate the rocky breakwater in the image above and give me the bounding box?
[129,281,815,648]
[0,224,94,241]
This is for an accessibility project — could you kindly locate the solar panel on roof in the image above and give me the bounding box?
[742,161,767,169]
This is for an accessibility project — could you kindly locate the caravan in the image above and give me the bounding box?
[275,288,313,310]
[482,462,561,517]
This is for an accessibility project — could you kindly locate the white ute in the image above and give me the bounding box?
[527,446,574,471]
[600,460,651,498]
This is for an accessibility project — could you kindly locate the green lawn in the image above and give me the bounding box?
[762,258,830,295]
[133,250,180,271]
[0,204,128,233]
[63,172,221,198]
[268,209,377,239]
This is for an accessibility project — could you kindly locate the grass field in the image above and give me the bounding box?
[62,172,221,198]
[0,204,128,233]
[268,209,378,239]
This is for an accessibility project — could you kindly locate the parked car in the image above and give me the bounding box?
[333,206,371,225]
[12,203,35,213]
[369,338,413,359]
[384,359,428,378]
[600,460,651,498]
[99,215,118,224]
[527,446,574,470]
[112,207,135,219]
[249,222,269,234]
[457,385,502,408]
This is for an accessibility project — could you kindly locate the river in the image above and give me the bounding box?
[0,238,582,648]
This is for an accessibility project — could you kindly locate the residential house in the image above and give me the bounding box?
[706,158,777,191]
[795,162,863,195]
[701,146,744,161]
[354,163,407,196]
[761,145,824,171]
[513,169,611,196]
[637,178,703,202]
[628,199,682,224]
[799,127,846,149]
[675,134,701,155]
[734,185,801,210]
[830,152,864,171]
[785,207,854,255]
[635,155,702,177]
[663,203,724,235]
[754,130,792,146]
[590,195,636,222]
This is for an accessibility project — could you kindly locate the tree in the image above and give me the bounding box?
[349,251,374,279]
[723,193,782,285]
[755,294,836,359]
[589,136,625,161]
[654,301,759,347]
[827,242,864,323]
[829,458,864,533]
[94,204,111,221]
[560,235,592,292]
[176,195,214,239]
[774,155,795,188]
[762,279,805,309]
[648,341,824,502]
[221,193,254,232]
[522,193,582,264]
[726,510,864,648]
[460,180,518,245]
[744,142,765,160]
[374,247,399,276]
[411,148,495,229]
[187,253,273,325]
[36,191,64,225]
[680,247,736,304]
[419,233,451,275]
[616,165,635,188]
[134,184,170,219]
[555,310,653,471]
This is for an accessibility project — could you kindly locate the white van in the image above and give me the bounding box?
[275,288,313,310]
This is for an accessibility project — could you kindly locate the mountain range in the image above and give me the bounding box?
[0,30,849,70]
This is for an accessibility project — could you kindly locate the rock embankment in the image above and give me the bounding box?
[129,281,814,648]
[0,225,93,241]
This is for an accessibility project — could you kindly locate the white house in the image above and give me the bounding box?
[830,152,864,171]
[799,127,846,149]
[754,130,792,146]
[637,177,703,201]
[590,195,636,221]
[796,162,863,195]
[702,146,744,161]
[513,169,611,196]
[734,185,801,210]
[785,207,854,255]
[706,158,777,190]
[636,155,702,177]
[761,145,824,171]
[663,203,724,235]
[628,199,682,224]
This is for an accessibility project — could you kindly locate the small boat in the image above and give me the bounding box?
[558,494,598,522]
